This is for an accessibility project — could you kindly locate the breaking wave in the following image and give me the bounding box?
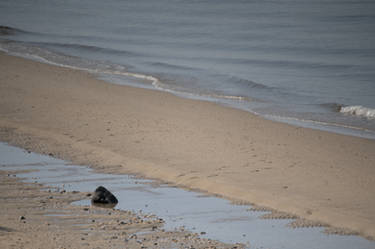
[340,105,375,119]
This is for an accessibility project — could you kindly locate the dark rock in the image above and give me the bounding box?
[19,216,26,220]
[91,186,118,208]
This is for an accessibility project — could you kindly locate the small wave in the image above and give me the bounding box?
[0,25,34,36]
[149,62,197,71]
[0,25,24,36]
[320,102,343,112]
[39,42,139,57]
[340,105,375,119]
[228,75,271,90]
[1,39,248,105]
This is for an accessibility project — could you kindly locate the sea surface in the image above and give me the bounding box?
[1,0,375,138]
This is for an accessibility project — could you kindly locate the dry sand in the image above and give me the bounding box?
[1,52,375,240]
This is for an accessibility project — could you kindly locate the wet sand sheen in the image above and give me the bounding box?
[0,52,375,239]
[0,157,240,248]
[1,142,374,249]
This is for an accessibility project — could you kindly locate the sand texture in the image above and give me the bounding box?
[0,170,243,249]
[1,52,375,239]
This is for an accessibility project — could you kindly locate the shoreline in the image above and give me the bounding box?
[0,164,241,249]
[1,52,375,239]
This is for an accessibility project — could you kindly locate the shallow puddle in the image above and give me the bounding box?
[1,142,374,249]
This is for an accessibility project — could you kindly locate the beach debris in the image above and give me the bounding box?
[261,210,298,220]
[288,218,328,228]
[91,186,118,208]
[324,226,360,236]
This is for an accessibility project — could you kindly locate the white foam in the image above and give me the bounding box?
[340,105,375,119]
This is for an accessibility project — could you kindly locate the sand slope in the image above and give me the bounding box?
[1,52,374,239]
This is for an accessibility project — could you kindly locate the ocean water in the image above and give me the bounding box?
[1,0,375,138]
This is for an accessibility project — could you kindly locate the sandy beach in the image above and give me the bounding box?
[1,52,375,240]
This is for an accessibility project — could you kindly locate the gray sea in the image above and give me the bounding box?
[1,0,375,138]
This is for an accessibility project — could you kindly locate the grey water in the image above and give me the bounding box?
[1,0,375,139]
[1,142,375,249]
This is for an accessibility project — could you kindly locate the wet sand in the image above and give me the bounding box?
[0,170,242,249]
[2,142,373,249]
[1,52,375,240]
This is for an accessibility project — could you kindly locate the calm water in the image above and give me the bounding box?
[1,0,375,138]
